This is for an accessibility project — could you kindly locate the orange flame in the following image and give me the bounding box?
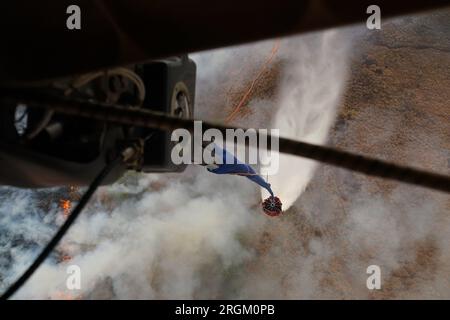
[51,291,82,300]
[60,254,72,263]
[56,186,82,299]
[59,199,71,218]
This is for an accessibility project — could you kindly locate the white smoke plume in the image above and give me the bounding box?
[6,171,263,299]
[261,31,353,209]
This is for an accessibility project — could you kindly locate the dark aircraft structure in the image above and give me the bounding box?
[0,56,196,187]
[1,0,450,300]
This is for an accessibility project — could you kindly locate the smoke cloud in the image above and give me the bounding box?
[1,11,449,300]
[261,31,352,209]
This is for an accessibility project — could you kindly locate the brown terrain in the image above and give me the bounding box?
[197,10,450,298]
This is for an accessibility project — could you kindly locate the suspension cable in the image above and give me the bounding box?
[1,90,449,193]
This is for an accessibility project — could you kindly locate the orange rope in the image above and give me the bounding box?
[225,39,280,123]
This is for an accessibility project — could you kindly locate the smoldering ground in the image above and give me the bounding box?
[1,10,449,299]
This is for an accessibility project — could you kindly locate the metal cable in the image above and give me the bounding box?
[1,91,449,193]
